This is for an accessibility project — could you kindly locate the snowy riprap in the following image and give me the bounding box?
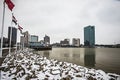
[1,49,120,80]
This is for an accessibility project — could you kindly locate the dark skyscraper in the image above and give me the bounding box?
[84,25,95,47]
[8,27,17,47]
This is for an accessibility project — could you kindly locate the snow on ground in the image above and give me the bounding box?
[0,49,120,80]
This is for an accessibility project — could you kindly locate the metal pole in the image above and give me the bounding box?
[23,35,25,50]
[0,2,5,80]
[0,2,5,58]
[9,26,13,56]
[15,29,18,53]
[19,42,20,50]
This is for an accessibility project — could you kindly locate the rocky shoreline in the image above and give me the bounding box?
[0,49,120,80]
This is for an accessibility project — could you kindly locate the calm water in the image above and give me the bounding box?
[34,48,120,74]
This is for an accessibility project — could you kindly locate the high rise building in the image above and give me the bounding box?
[72,38,80,47]
[30,35,38,42]
[24,31,30,47]
[20,31,30,47]
[84,25,95,47]
[8,27,17,47]
[44,35,50,46]
[20,36,24,48]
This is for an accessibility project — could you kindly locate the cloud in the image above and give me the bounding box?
[0,0,120,44]
[97,1,120,27]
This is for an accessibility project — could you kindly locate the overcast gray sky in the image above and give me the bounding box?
[0,0,120,44]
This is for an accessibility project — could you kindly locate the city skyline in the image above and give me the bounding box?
[0,0,120,44]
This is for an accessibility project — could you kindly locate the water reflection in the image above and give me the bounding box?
[33,50,50,59]
[43,51,50,59]
[63,53,69,57]
[72,49,80,58]
[84,48,96,68]
[71,48,81,65]
[34,48,96,68]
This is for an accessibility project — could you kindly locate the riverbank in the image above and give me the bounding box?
[0,49,120,80]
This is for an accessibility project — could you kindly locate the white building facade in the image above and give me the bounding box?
[72,38,80,47]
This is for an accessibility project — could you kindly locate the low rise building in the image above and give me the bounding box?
[60,39,70,46]
[72,38,80,47]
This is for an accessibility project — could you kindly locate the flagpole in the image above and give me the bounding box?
[0,1,5,58]
[9,26,13,56]
[15,29,18,53]
[22,31,24,50]
[0,2,5,80]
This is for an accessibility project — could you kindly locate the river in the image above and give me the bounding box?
[34,48,120,74]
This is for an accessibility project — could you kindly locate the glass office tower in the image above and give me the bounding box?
[84,25,95,47]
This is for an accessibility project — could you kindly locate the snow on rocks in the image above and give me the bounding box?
[1,49,120,80]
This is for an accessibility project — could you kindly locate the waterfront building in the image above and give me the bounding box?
[20,31,30,47]
[72,38,80,47]
[29,42,43,48]
[30,35,38,42]
[84,25,95,47]
[44,35,50,46]
[24,31,30,47]
[52,43,61,47]
[0,37,8,47]
[39,40,44,46]
[60,39,70,46]
[8,27,17,47]
[20,36,24,48]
